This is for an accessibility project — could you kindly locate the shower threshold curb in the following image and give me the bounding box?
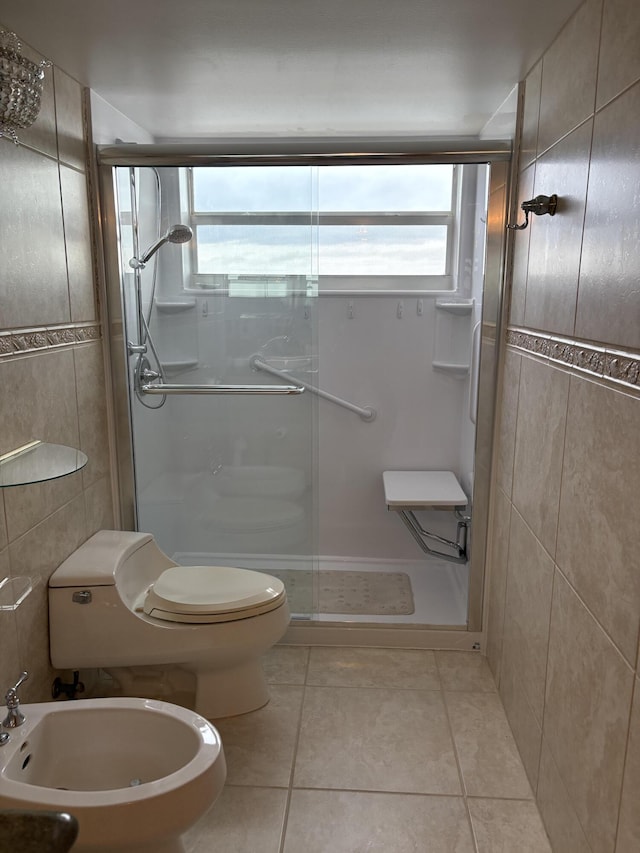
[281,623,482,650]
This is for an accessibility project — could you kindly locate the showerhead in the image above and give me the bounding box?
[166,224,193,245]
[129,224,193,269]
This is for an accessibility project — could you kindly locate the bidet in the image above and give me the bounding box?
[0,697,226,853]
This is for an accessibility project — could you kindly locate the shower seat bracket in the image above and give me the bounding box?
[383,471,470,565]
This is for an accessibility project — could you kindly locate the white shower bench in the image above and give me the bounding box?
[383,470,469,563]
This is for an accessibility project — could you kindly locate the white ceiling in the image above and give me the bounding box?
[0,0,581,140]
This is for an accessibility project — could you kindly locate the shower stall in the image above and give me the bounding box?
[98,141,510,647]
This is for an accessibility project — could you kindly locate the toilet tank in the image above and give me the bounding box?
[49,531,180,669]
[49,530,177,604]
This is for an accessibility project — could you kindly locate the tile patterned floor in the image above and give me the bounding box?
[185,648,552,853]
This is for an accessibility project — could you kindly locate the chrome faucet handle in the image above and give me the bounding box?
[5,671,28,706]
[3,671,28,728]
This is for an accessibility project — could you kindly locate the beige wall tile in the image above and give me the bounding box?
[294,686,461,794]
[445,691,532,799]
[502,509,554,723]
[525,120,593,336]
[83,476,115,537]
[468,798,551,853]
[9,494,87,702]
[575,82,640,350]
[3,473,82,544]
[60,165,96,322]
[213,685,303,787]
[520,61,542,171]
[74,343,111,488]
[537,0,602,155]
[0,143,70,329]
[556,378,640,662]
[536,739,592,853]
[496,349,521,498]
[0,46,100,714]
[0,494,7,551]
[8,493,87,589]
[185,786,287,853]
[0,350,82,543]
[283,791,474,853]
[616,678,640,852]
[0,350,79,456]
[596,0,640,108]
[543,571,634,853]
[54,68,86,171]
[0,548,20,692]
[509,165,535,326]
[307,647,440,690]
[12,579,58,703]
[486,488,511,682]
[499,633,543,792]
[512,357,569,556]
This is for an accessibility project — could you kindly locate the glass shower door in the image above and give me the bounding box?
[113,164,319,617]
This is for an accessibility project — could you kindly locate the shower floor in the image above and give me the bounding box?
[172,552,468,627]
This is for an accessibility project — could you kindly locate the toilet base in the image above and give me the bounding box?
[106,659,271,719]
[190,658,271,719]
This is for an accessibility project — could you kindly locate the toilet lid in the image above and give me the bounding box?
[143,565,286,623]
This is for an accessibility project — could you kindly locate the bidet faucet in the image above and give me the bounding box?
[2,671,29,728]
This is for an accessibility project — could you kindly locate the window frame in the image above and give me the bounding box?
[180,163,467,295]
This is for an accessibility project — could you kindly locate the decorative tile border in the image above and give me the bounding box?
[0,322,101,358]
[507,327,640,392]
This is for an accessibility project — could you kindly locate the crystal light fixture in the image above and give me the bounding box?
[0,29,51,144]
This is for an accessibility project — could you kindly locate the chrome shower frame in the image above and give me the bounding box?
[96,138,513,642]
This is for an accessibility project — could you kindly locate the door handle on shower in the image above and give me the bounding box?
[469,320,482,425]
[139,382,305,396]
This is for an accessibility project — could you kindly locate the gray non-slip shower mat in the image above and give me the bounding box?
[268,569,415,616]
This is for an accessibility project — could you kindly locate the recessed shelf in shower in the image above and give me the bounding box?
[432,298,475,375]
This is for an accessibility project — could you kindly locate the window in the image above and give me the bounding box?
[184,162,458,294]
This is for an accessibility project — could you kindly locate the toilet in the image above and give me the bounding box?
[48,530,290,719]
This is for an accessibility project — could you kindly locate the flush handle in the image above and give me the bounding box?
[72,590,92,604]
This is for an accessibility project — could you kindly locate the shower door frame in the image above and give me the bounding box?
[97,139,512,647]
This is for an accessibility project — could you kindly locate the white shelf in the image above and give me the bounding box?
[435,298,474,315]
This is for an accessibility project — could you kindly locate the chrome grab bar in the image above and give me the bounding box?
[140,382,305,396]
[250,355,376,421]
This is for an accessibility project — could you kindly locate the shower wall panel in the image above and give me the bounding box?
[316,296,469,559]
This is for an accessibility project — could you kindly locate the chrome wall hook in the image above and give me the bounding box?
[508,194,558,230]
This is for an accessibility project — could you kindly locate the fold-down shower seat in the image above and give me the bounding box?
[383,470,470,563]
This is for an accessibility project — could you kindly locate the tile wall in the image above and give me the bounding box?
[486,0,640,850]
[0,32,114,702]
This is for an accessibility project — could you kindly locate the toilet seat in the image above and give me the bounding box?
[143,565,286,624]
